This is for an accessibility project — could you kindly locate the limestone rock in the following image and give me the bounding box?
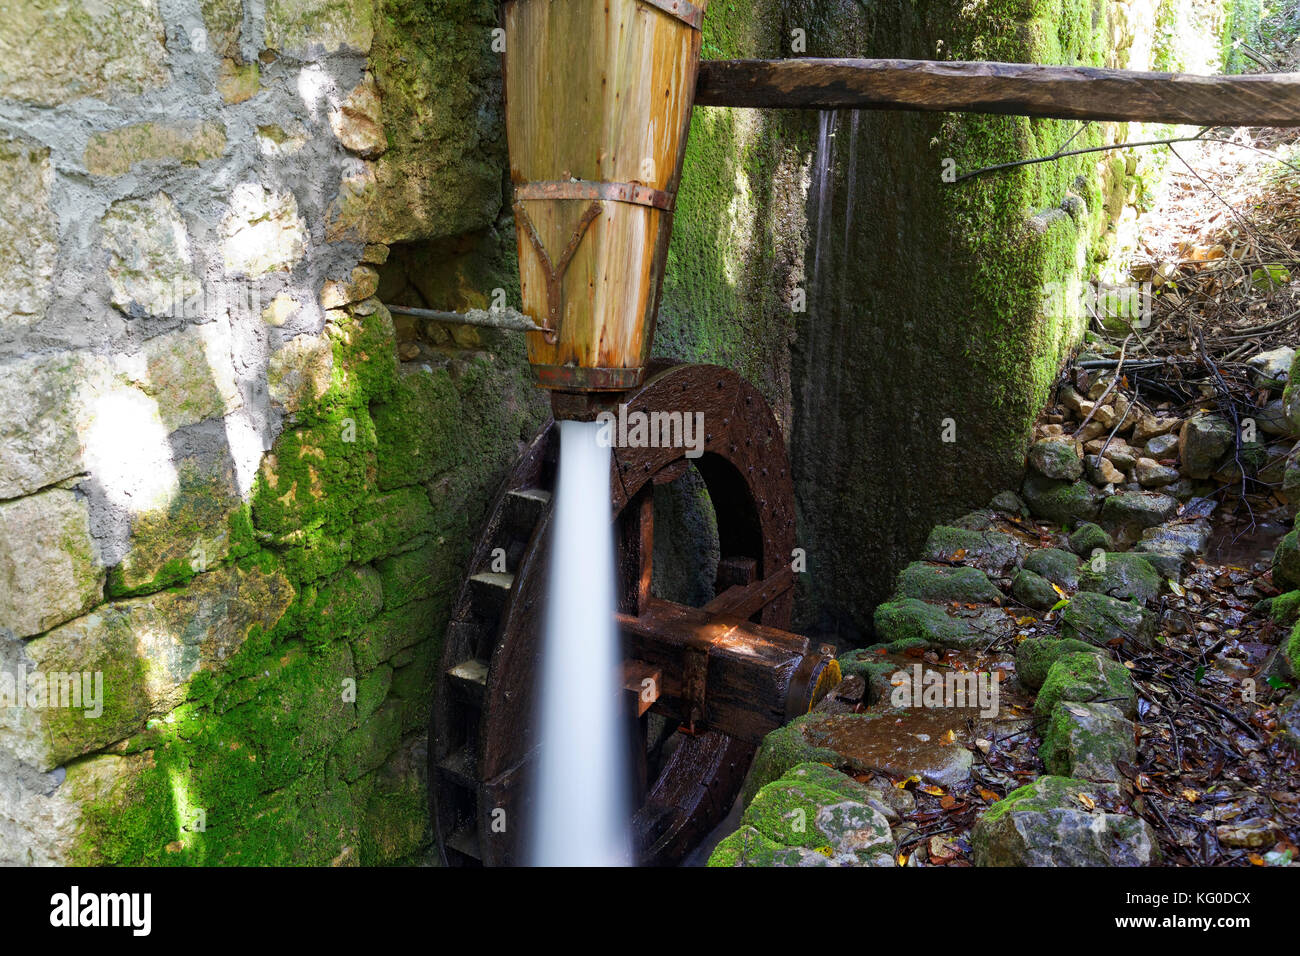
[1100,491,1178,542]
[0,489,103,638]
[709,763,895,867]
[0,352,97,498]
[972,776,1159,866]
[84,121,226,177]
[0,136,56,334]
[1021,473,1103,526]
[1246,346,1294,390]
[874,598,1014,651]
[1135,457,1179,487]
[0,0,169,106]
[894,562,1002,604]
[1134,518,1211,568]
[1011,568,1059,611]
[265,0,375,53]
[1039,701,1134,781]
[989,490,1029,518]
[1179,413,1234,479]
[1084,454,1124,486]
[1015,637,1100,691]
[116,322,243,431]
[1035,651,1137,718]
[1023,547,1081,590]
[1028,438,1083,480]
[1060,591,1156,649]
[1068,522,1113,556]
[920,525,1022,577]
[6,563,293,770]
[1078,552,1161,605]
[101,192,201,319]
[331,73,386,158]
[221,183,307,276]
[268,334,334,415]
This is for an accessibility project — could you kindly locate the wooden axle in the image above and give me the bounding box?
[618,589,838,746]
[695,58,1300,126]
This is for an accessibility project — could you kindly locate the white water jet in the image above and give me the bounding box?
[528,419,632,866]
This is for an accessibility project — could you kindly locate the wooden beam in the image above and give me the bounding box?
[695,58,1300,126]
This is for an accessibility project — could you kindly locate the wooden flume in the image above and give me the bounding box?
[502,0,709,401]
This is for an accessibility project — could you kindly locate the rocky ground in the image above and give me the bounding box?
[711,362,1300,865]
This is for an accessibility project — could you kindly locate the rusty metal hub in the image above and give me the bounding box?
[430,363,837,866]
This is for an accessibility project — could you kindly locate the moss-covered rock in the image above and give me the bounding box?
[742,714,842,806]
[1021,473,1103,525]
[1059,590,1156,649]
[1011,567,1060,610]
[1023,547,1081,590]
[1269,590,1300,625]
[873,598,1013,651]
[894,562,1003,604]
[1035,651,1136,719]
[1028,437,1083,480]
[1274,529,1300,591]
[972,776,1159,866]
[1100,491,1179,542]
[1014,636,1101,690]
[920,525,1022,576]
[1039,701,1133,781]
[710,762,895,867]
[1068,521,1113,556]
[1077,551,1162,604]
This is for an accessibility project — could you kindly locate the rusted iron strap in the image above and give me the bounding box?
[532,363,646,391]
[515,179,674,211]
[636,0,703,30]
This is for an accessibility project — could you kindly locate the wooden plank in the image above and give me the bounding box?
[695,58,1300,126]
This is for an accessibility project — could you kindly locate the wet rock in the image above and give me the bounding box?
[1134,518,1211,568]
[873,599,1013,651]
[1100,491,1179,542]
[971,776,1160,866]
[1279,692,1300,749]
[1015,637,1102,691]
[1143,433,1180,459]
[1179,413,1235,479]
[1257,398,1295,437]
[1035,651,1137,718]
[1273,531,1300,591]
[1078,552,1161,604]
[1135,457,1180,487]
[1029,438,1083,480]
[1011,568,1059,611]
[1161,478,1198,501]
[1246,346,1294,390]
[1039,701,1134,782]
[1068,522,1113,556]
[709,763,896,867]
[990,490,1029,518]
[801,711,976,790]
[1060,591,1156,649]
[1084,454,1124,486]
[920,526,1022,577]
[894,562,1002,604]
[1023,548,1081,590]
[1021,473,1103,526]
[949,509,998,531]
[1216,818,1279,849]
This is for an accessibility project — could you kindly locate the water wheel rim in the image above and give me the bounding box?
[430,363,797,866]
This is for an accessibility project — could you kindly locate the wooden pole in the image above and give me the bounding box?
[695,58,1300,126]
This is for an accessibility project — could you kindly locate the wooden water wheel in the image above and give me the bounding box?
[429,363,838,866]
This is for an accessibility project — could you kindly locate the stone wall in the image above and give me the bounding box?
[0,0,1230,864]
[0,0,545,865]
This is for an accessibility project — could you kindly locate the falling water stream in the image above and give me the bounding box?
[528,420,633,866]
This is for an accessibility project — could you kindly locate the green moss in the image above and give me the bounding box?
[1270,590,1300,625]
[894,562,1003,604]
[1035,650,1136,718]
